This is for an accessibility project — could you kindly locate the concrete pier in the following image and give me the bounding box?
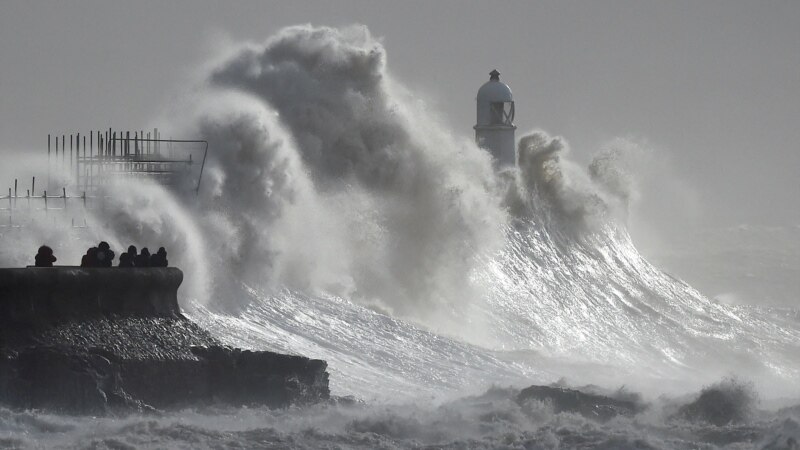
[0,267,330,413]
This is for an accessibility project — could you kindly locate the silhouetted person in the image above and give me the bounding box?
[80,247,98,267]
[150,247,168,267]
[119,245,136,268]
[96,241,115,267]
[34,245,56,267]
[118,251,132,267]
[134,248,151,267]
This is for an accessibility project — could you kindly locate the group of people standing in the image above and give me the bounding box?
[80,243,168,268]
[32,242,169,268]
[118,245,168,268]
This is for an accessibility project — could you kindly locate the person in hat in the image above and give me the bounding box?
[96,241,115,267]
[34,245,57,267]
[150,247,168,267]
[119,245,136,268]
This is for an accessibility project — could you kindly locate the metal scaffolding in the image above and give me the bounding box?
[0,129,207,228]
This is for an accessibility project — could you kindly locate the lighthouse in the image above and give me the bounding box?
[474,69,516,167]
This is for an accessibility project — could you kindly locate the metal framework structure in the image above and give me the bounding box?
[0,129,207,228]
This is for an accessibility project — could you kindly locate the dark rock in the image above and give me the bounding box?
[0,267,330,414]
[674,379,756,426]
[517,384,644,421]
[192,346,329,407]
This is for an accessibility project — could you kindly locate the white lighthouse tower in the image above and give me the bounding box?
[474,69,517,167]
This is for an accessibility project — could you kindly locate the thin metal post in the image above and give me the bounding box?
[196,142,209,195]
[91,131,94,192]
[86,132,93,192]
[81,134,86,189]
[74,133,78,185]
[47,134,51,191]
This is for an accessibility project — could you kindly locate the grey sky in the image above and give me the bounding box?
[1,0,798,233]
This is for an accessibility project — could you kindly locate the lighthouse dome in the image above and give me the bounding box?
[475,69,515,128]
[477,76,513,103]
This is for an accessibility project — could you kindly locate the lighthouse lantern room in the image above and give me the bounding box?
[474,69,516,167]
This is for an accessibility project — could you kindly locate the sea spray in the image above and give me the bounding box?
[176,24,507,323]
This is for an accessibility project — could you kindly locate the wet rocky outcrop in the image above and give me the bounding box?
[0,267,329,414]
[674,379,757,426]
[517,384,645,421]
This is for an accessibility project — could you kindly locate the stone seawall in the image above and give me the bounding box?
[0,267,330,413]
[0,267,183,322]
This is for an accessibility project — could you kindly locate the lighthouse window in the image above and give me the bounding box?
[490,102,505,124]
[490,102,514,125]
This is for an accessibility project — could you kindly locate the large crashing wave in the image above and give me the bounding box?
[179,25,799,399]
[172,25,507,325]
[2,24,799,402]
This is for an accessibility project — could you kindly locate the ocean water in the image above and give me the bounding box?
[647,225,800,309]
[2,221,800,449]
[1,24,799,449]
